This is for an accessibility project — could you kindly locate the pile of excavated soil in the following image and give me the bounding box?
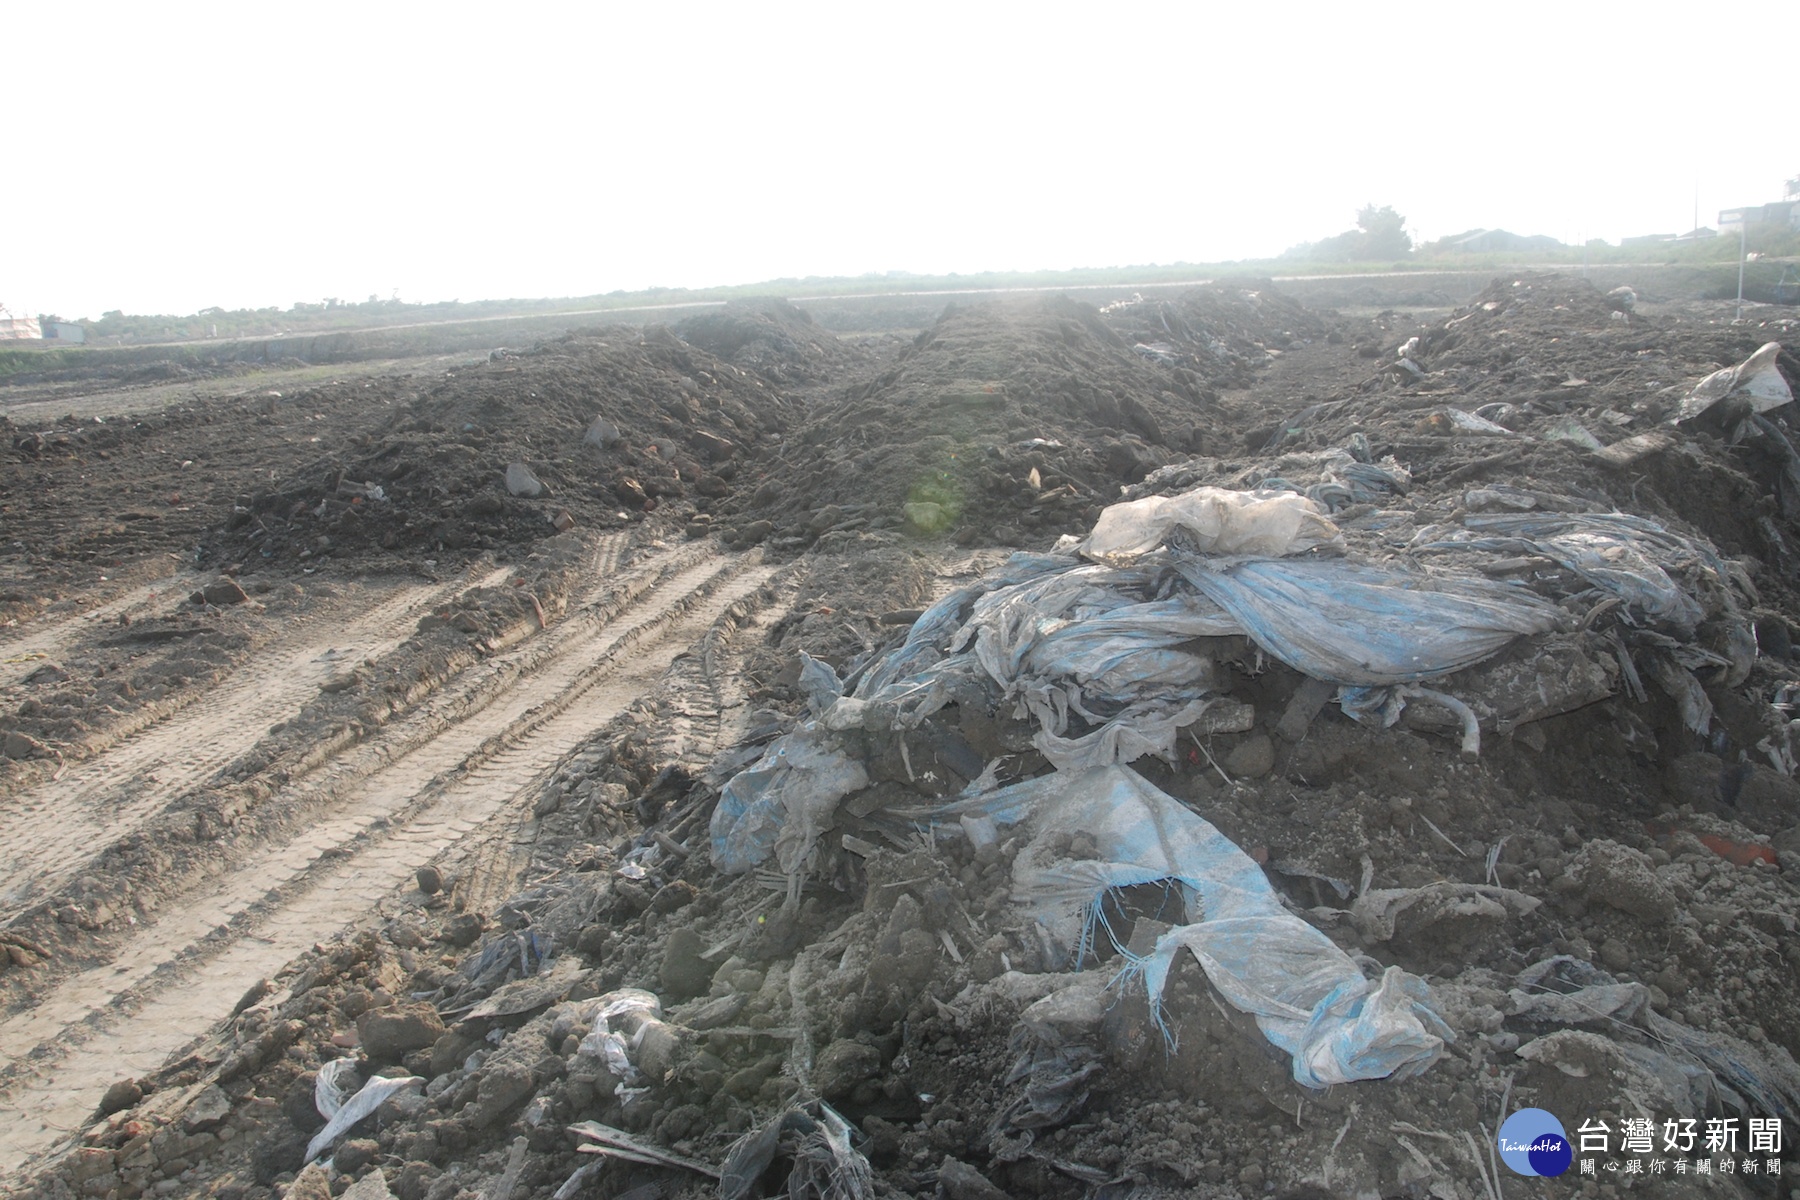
[709,285,1324,554]
[14,278,1800,1200]
[214,328,841,573]
[672,299,874,391]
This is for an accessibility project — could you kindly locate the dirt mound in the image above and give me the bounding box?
[712,293,1257,552]
[1216,273,1800,612]
[673,299,868,389]
[215,330,812,570]
[1099,276,1333,389]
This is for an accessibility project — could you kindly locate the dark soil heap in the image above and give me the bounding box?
[713,285,1321,553]
[217,329,832,572]
[672,299,871,390]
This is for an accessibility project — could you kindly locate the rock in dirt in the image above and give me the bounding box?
[504,463,545,498]
[659,926,714,999]
[234,977,275,1014]
[340,1173,394,1200]
[251,1127,310,1184]
[812,1038,882,1100]
[690,429,736,461]
[467,1062,535,1128]
[584,414,621,450]
[341,1169,396,1200]
[1223,731,1275,779]
[415,865,444,895]
[440,911,482,946]
[1275,676,1335,743]
[3,730,48,760]
[22,661,69,685]
[200,578,249,606]
[938,1156,1009,1200]
[429,1029,483,1076]
[391,1161,442,1200]
[357,1003,446,1063]
[283,1072,326,1132]
[333,1137,379,1174]
[183,1083,232,1131]
[285,1161,334,1200]
[97,1078,143,1116]
[1568,839,1677,922]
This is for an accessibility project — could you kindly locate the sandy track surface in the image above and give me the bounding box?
[0,576,189,687]
[0,565,512,913]
[0,532,776,1174]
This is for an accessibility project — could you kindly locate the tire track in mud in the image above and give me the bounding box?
[448,561,809,919]
[0,576,188,686]
[673,563,809,762]
[0,546,775,1174]
[0,563,514,913]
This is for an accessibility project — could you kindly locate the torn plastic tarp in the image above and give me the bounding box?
[306,1073,425,1163]
[929,765,1451,1088]
[711,482,1627,880]
[1170,555,1561,687]
[711,723,870,875]
[714,531,1564,870]
[1418,511,1733,635]
[1510,956,1800,1123]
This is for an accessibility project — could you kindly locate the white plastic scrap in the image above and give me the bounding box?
[305,1074,425,1162]
[313,1056,362,1120]
[1677,341,1791,422]
[578,989,662,1098]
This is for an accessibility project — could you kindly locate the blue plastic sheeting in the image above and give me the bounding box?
[1421,512,1734,635]
[950,562,1234,710]
[930,766,1451,1088]
[1171,556,1562,687]
[710,724,869,875]
[712,543,1565,871]
[850,553,1077,703]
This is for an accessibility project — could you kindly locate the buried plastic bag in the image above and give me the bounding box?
[713,542,1563,871]
[930,765,1451,1087]
[711,723,869,875]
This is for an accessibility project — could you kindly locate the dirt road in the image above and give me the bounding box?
[0,528,781,1175]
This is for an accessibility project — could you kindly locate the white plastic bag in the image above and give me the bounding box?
[1079,486,1344,565]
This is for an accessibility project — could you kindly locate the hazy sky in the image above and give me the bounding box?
[11,2,1796,319]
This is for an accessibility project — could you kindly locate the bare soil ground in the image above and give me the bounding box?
[4,279,1800,1200]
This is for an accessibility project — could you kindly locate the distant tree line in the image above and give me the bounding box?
[1283,205,1414,263]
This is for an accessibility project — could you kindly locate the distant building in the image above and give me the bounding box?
[1719,201,1800,234]
[1432,229,1564,254]
[47,322,86,343]
[0,315,42,340]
